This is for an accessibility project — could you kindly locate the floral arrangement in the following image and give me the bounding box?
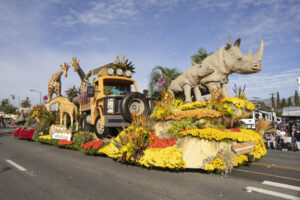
[178,101,210,111]
[80,140,104,155]
[76,91,90,104]
[151,90,182,121]
[19,128,27,139]
[25,129,35,140]
[13,127,22,137]
[138,146,185,169]
[166,108,221,120]
[58,139,73,146]
[113,54,135,73]
[148,130,176,148]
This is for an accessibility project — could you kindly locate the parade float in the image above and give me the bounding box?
[13,37,267,173]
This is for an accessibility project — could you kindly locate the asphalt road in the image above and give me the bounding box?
[0,128,299,200]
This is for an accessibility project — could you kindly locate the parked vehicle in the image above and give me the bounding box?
[79,63,153,138]
[240,109,280,129]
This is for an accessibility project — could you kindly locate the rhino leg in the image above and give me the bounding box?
[205,82,221,95]
[193,86,202,101]
[183,84,192,103]
[221,84,229,97]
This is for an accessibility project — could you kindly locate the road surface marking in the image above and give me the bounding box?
[234,169,300,182]
[245,186,300,200]
[250,163,300,172]
[6,159,26,172]
[262,181,300,192]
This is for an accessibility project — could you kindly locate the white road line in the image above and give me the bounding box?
[263,180,300,192]
[245,186,300,200]
[6,159,27,172]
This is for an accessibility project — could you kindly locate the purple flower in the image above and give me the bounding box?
[158,77,166,88]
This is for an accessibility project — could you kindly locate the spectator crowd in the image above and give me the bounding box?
[265,120,300,152]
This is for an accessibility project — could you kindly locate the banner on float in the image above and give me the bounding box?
[49,125,72,141]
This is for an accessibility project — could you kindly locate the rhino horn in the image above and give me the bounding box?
[255,40,264,60]
[246,49,252,56]
[225,36,231,50]
[234,38,241,48]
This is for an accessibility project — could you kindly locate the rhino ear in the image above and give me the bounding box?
[234,38,241,48]
[225,36,231,50]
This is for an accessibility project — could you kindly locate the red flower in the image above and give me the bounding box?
[13,128,21,137]
[148,130,176,148]
[25,129,35,140]
[19,128,27,139]
[58,139,73,146]
[81,140,104,150]
[227,128,241,132]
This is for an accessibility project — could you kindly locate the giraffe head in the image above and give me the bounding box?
[61,63,70,77]
[71,57,80,72]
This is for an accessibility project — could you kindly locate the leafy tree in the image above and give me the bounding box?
[281,98,287,108]
[148,66,180,96]
[0,98,17,114]
[21,97,31,108]
[271,94,276,109]
[190,47,212,64]
[0,98,9,107]
[276,91,280,108]
[2,104,17,114]
[65,85,79,102]
[287,97,292,106]
[295,90,300,106]
[257,101,271,110]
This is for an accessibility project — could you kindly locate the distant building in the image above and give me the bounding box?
[282,106,300,118]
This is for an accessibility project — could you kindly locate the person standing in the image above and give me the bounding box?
[291,126,298,152]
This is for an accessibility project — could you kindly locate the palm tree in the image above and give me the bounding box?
[21,97,31,108]
[65,85,79,102]
[1,98,9,107]
[191,47,212,64]
[148,66,180,96]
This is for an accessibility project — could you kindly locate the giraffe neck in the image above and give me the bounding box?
[76,65,86,81]
[53,70,63,82]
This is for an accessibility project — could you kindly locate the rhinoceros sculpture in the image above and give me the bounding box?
[169,37,264,102]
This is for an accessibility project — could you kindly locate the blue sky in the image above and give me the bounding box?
[0,0,299,106]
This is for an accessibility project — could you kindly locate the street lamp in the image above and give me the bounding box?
[30,89,42,104]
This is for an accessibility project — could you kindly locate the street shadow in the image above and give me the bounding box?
[0,166,12,173]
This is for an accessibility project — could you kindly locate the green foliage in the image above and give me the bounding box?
[0,98,17,114]
[1,104,17,114]
[148,66,180,96]
[295,90,300,106]
[113,55,135,73]
[21,97,31,108]
[168,118,199,138]
[287,97,292,106]
[271,94,276,108]
[257,101,271,110]
[65,85,79,103]
[191,47,212,64]
[72,132,94,145]
[276,91,280,108]
[281,98,287,108]
[233,84,246,100]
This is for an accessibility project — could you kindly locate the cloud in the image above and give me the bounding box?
[63,36,108,46]
[228,68,300,98]
[53,0,138,27]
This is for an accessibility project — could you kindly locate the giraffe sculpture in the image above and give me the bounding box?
[48,63,70,101]
[71,57,89,93]
[45,96,79,131]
